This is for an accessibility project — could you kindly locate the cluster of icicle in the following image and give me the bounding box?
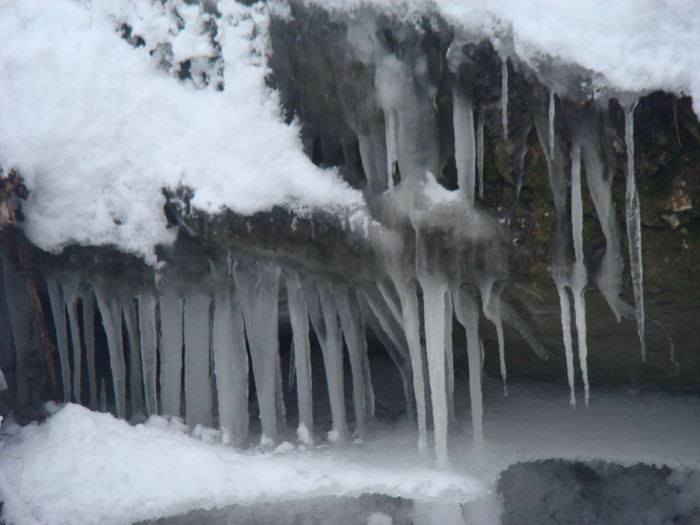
[41,24,649,467]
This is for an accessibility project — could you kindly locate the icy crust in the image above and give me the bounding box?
[305,0,700,114]
[0,0,363,262]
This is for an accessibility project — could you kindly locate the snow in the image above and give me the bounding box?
[1,0,700,261]
[1,380,698,525]
[0,0,363,262]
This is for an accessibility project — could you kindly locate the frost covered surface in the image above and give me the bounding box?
[1,382,699,525]
[0,0,362,261]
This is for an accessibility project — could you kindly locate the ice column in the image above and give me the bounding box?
[625,102,646,360]
[213,287,249,444]
[159,290,184,417]
[95,287,127,418]
[234,262,283,444]
[286,271,314,443]
[138,291,158,416]
[46,277,71,402]
[184,292,212,428]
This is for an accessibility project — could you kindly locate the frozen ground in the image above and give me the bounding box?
[1,378,698,525]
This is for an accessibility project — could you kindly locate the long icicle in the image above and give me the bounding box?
[625,101,646,361]
[81,286,97,409]
[46,277,71,402]
[571,144,590,405]
[138,291,158,416]
[64,279,82,404]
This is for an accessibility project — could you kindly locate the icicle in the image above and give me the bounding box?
[138,291,158,416]
[335,282,373,437]
[94,287,127,418]
[81,286,97,409]
[385,110,399,188]
[286,271,314,443]
[184,292,212,428]
[159,289,183,417]
[391,278,428,450]
[453,87,477,204]
[421,278,449,466]
[307,280,348,442]
[46,277,71,402]
[453,288,483,448]
[100,377,107,413]
[477,106,485,201]
[213,287,249,444]
[625,102,646,361]
[234,262,283,444]
[501,56,509,141]
[122,297,143,415]
[63,279,82,404]
[571,144,590,405]
[557,285,576,406]
[444,291,455,423]
[549,91,556,159]
[481,282,507,395]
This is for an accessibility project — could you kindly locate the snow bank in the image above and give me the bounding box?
[0,404,485,525]
[0,0,362,262]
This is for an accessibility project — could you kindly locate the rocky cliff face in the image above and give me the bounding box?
[1,1,699,459]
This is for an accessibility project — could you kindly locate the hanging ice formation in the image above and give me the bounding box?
[3,4,664,470]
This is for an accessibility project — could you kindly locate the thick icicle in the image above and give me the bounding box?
[335,282,373,436]
[212,287,249,444]
[138,291,158,416]
[421,278,450,466]
[234,262,283,444]
[63,279,82,404]
[286,271,314,443]
[501,56,509,141]
[477,107,485,201]
[184,292,212,428]
[390,278,428,449]
[46,277,71,402]
[122,297,143,415]
[453,288,483,448]
[159,289,184,417]
[453,87,477,204]
[81,286,97,409]
[94,287,127,418]
[625,102,646,361]
[571,144,590,405]
[306,280,348,442]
